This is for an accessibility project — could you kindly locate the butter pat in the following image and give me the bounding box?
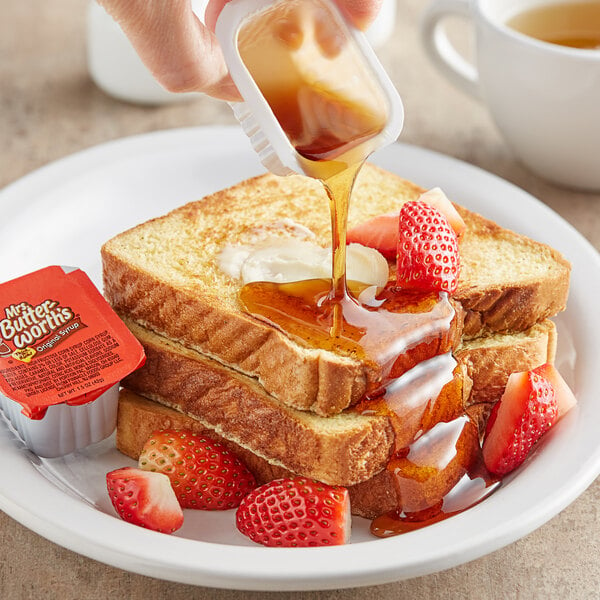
[219,238,389,288]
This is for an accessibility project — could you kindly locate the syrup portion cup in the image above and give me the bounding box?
[216,0,403,177]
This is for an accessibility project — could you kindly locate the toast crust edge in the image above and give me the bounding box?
[116,390,492,519]
[122,323,395,487]
[102,249,368,416]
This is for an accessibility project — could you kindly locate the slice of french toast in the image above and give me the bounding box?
[120,318,556,488]
[116,388,402,519]
[116,389,490,519]
[102,165,570,416]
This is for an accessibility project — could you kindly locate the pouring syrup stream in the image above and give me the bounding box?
[235,0,500,536]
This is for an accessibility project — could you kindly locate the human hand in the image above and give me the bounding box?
[97,0,383,101]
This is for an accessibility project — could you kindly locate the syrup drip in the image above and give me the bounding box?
[322,164,359,306]
[240,281,456,389]
[355,354,465,450]
[237,1,501,537]
[371,435,501,537]
[358,362,500,536]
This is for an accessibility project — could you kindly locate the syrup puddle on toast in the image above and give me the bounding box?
[235,0,500,537]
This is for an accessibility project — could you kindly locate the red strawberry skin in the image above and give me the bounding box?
[397,201,460,294]
[418,187,466,238]
[483,370,558,476]
[106,467,184,533]
[138,429,256,510]
[236,477,350,547]
[346,190,465,261]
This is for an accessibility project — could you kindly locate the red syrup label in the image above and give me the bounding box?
[0,266,145,419]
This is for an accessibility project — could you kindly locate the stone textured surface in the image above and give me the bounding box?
[1,1,599,598]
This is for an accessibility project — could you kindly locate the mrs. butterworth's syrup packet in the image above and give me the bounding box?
[0,266,145,419]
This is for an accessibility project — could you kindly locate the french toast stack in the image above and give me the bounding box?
[101,164,570,519]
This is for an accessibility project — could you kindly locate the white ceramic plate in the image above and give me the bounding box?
[0,126,598,591]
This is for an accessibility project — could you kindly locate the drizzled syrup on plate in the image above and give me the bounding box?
[236,0,500,536]
[372,440,500,536]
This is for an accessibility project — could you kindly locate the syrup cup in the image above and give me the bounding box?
[216,0,403,177]
[0,266,146,457]
[421,0,600,191]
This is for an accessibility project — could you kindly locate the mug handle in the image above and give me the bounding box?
[420,0,481,99]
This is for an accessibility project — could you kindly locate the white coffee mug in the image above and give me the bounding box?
[421,0,600,191]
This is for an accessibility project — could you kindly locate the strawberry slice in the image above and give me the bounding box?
[484,400,500,438]
[138,429,256,510]
[235,477,350,547]
[346,213,398,260]
[483,369,558,476]
[532,363,577,418]
[106,467,184,533]
[396,201,461,294]
[346,188,464,260]
[418,187,466,238]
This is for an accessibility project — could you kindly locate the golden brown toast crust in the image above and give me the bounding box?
[116,389,294,482]
[122,321,396,487]
[457,320,557,404]
[116,390,492,519]
[454,208,570,338]
[103,249,368,416]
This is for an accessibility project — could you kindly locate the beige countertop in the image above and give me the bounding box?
[1,1,599,598]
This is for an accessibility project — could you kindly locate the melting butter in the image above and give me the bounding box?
[219,237,389,288]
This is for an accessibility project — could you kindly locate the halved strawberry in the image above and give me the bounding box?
[418,187,466,238]
[485,401,500,438]
[346,188,464,261]
[235,477,350,547]
[396,201,460,294]
[106,467,184,533]
[346,212,398,260]
[483,369,558,476]
[138,429,255,510]
[532,363,577,418]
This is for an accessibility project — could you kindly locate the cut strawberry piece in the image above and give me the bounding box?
[483,370,558,476]
[532,363,577,418]
[138,429,256,510]
[396,201,461,294]
[106,467,183,533]
[418,187,466,238]
[235,477,350,547]
[347,213,398,260]
[485,400,500,438]
[346,187,464,261]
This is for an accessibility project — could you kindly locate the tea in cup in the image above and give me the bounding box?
[507,2,600,50]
